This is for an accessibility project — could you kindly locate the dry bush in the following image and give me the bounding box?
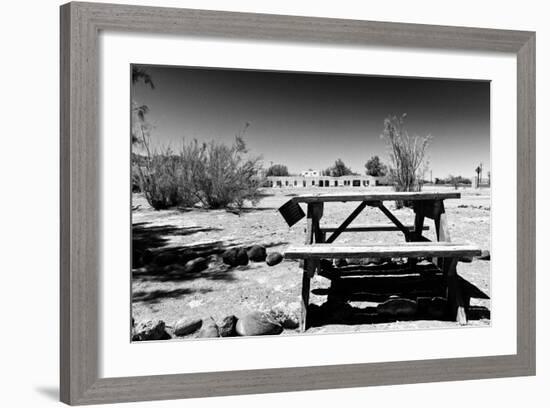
[382,114,431,206]
[190,135,264,209]
[133,127,198,210]
[136,147,197,210]
[133,126,263,211]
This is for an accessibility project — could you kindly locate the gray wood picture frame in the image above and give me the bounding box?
[60,2,536,405]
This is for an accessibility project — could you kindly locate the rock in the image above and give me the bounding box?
[334,258,348,268]
[219,315,238,337]
[276,315,299,329]
[174,318,203,336]
[236,248,249,266]
[222,248,248,267]
[197,317,220,338]
[236,312,283,336]
[247,245,267,262]
[376,298,418,317]
[132,319,171,341]
[364,257,383,265]
[269,308,300,330]
[266,252,283,266]
[222,248,239,267]
[183,257,208,273]
[478,250,491,261]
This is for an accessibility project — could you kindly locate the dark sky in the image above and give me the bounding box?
[132,65,490,179]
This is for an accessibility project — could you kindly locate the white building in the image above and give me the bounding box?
[266,174,383,188]
[300,170,320,177]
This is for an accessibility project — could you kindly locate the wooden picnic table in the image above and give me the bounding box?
[279,191,480,330]
[290,191,460,246]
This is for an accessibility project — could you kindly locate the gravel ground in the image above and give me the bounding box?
[131,185,491,338]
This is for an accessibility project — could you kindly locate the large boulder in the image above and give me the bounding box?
[196,317,220,338]
[222,248,239,267]
[247,245,267,262]
[174,318,203,337]
[222,248,249,267]
[218,315,238,337]
[266,252,283,266]
[132,319,171,341]
[236,312,283,336]
[183,257,208,274]
[236,248,249,266]
[376,298,418,318]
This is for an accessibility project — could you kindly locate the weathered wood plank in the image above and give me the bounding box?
[304,203,324,245]
[292,191,460,203]
[300,260,317,332]
[414,213,426,240]
[443,258,468,325]
[285,243,482,259]
[376,202,413,241]
[435,213,452,242]
[413,199,445,220]
[320,224,429,233]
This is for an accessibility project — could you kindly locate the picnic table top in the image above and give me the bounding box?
[285,242,481,258]
[290,191,461,203]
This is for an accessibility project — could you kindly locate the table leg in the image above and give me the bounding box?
[408,211,426,269]
[413,212,425,241]
[435,212,451,242]
[443,257,468,325]
[433,201,451,268]
[305,202,324,244]
[300,259,317,332]
[300,204,323,332]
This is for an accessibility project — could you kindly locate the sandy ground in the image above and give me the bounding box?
[132,185,491,338]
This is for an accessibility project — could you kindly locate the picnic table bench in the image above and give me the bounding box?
[278,191,485,331]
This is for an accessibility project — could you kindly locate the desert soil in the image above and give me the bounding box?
[132,185,491,338]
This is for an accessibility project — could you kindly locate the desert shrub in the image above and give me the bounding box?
[133,128,199,210]
[189,136,264,209]
[382,114,431,207]
[133,128,263,210]
[135,147,195,210]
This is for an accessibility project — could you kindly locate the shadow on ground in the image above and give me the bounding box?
[131,222,288,302]
[133,287,214,304]
[308,264,490,328]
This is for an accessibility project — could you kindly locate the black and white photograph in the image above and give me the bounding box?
[130,64,491,341]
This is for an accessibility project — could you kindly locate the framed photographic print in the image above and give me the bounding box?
[60,2,535,405]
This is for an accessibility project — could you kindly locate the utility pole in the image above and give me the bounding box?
[479,162,483,184]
